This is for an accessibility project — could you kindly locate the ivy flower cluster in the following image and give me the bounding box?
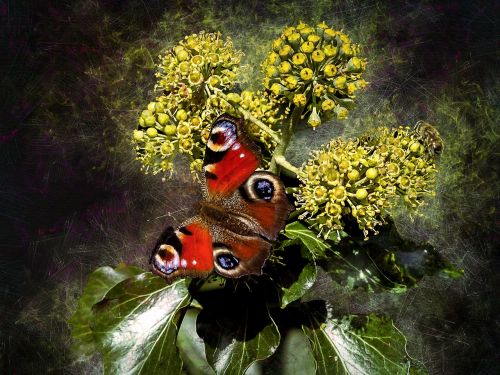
[261,21,367,128]
[295,126,437,238]
[226,90,286,153]
[133,32,244,176]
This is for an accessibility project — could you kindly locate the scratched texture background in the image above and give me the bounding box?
[0,1,498,374]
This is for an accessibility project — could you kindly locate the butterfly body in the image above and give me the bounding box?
[151,114,291,282]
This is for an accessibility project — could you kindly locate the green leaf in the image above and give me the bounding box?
[68,264,143,354]
[281,329,316,375]
[92,274,192,375]
[195,286,281,375]
[280,262,317,308]
[302,313,426,375]
[283,221,330,259]
[177,308,215,375]
[204,315,280,375]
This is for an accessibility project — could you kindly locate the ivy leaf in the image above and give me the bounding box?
[283,221,330,259]
[302,312,426,375]
[280,262,317,308]
[195,285,281,375]
[68,264,143,354]
[92,274,191,375]
[203,314,280,375]
[177,308,215,375]
[281,329,316,375]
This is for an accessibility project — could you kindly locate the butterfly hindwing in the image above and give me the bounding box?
[150,217,214,281]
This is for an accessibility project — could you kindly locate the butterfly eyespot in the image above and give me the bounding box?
[216,254,240,270]
[254,179,274,201]
[207,119,237,152]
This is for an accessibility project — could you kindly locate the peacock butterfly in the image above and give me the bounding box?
[150,114,292,282]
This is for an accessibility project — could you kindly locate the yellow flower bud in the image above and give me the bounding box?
[279,44,293,58]
[293,93,307,107]
[160,142,174,156]
[321,99,335,111]
[292,52,307,66]
[300,68,314,81]
[311,49,325,63]
[324,64,337,77]
[285,76,298,89]
[301,41,315,53]
[334,76,346,89]
[323,44,337,57]
[278,61,292,74]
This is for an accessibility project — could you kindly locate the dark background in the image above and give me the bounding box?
[0,0,498,374]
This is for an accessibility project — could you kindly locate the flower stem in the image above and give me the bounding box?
[270,106,303,173]
[275,155,301,176]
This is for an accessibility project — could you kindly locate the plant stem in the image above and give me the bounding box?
[270,106,303,173]
[216,91,281,144]
[275,155,301,176]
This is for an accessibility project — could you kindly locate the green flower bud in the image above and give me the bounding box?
[365,168,378,179]
[346,57,362,72]
[147,102,157,112]
[144,115,156,127]
[146,127,158,138]
[164,124,177,135]
[176,109,188,121]
[334,106,348,120]
[133,130,144,142]
[355,188,368,200]
[308,107,321,128]
[348,169,360,181]
[157,113,169,125]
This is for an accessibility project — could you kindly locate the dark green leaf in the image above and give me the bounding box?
[283,221,329,259]
[302,313,427,375]
[204,315,280,375]
[68,264,143,354]
[281,329,316,375]
[280,262,317,308]
[177,308,215,375]
[195,284,281,375]
[92,274,191,375]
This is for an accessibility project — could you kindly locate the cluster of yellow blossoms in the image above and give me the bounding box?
[133,32,285,176]
[261,21,367,128]
[295,126,437,239]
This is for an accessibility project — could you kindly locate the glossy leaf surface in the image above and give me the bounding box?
[92,274,191,375]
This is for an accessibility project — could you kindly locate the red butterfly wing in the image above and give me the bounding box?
[150,217,213,281]
[203,114,260,198]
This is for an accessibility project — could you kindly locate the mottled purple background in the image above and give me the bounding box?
[0,1,498,374]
